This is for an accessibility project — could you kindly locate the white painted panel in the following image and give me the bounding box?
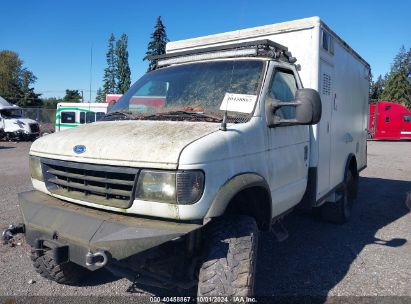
[327,36,369,187]
[166,17,369,202]
[317,60,334,197]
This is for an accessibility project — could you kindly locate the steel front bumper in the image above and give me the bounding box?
[19,190,202,270]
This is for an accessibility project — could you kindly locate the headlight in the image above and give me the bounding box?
[135,170,204,205]
[135,171,177,204]
[29,156,43,181]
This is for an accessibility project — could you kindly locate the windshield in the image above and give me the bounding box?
[109,59,265,123]
[0,109,22,118]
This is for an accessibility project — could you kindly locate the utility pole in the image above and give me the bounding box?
[89,44,93,102]
[80,90,84,102]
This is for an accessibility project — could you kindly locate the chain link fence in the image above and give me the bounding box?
[21,107,56,133]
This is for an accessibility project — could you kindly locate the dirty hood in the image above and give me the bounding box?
[30,120,220,169]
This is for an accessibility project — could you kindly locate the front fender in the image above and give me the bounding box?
[205,173,271,219]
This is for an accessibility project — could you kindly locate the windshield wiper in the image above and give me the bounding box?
[101,111,135,121]
[139,111,222,123]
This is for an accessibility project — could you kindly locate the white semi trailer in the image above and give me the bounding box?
[6,17,369,297]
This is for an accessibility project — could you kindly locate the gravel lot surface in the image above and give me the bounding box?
[0,140,410,300]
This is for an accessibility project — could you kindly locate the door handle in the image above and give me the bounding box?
[333,93,337,110]
[304,145,308,161]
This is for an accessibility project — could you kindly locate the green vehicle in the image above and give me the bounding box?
[56,102,109,132]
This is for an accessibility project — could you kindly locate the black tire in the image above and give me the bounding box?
[197,215,259,297]
[321,169,357,224]
[31,250,89,285]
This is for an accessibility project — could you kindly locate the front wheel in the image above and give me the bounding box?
[197,215,259,297]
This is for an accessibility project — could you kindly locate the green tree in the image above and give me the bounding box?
[391,45,409,73]
[379,46,411,109]
[42,97,60,109]
[381,68,410,109]
[370,74,385,102]
[390,45,410,102]
[0,50,40,106]
[63,90,82,102]
[144,16,169,71]
[407,48,411,78]
[95,87,105,103]
[20,70,42,106]
[404,48,411,101]
[102,34,117,96]
[0,50,22,101]
[115,33,131,94]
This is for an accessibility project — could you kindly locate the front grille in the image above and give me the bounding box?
[42,158,139,209]
[29,123,40,133]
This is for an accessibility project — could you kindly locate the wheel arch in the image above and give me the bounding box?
[205,173,272,230]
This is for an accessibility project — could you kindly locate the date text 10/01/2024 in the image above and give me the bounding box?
[149,296,257,303]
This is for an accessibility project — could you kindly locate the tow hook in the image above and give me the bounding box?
[2,224,25,244]
[86,250,108,267]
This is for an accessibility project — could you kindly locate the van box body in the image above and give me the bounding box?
[167,16,370,200]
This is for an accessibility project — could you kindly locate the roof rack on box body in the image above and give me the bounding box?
[151,39,297,70]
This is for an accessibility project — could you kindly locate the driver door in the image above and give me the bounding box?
[264,64,310,217]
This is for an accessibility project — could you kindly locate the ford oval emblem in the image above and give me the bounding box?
[73,145,86,154]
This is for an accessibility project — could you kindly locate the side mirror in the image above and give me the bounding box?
[266,88,322,127]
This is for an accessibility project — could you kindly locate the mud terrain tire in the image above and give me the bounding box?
[31,250,89,285]
[197,215,259,297]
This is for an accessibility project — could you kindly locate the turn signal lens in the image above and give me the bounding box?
[176,171,204,205]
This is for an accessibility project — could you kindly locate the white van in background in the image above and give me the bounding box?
[55,103,109,132]
[0,96,40,141]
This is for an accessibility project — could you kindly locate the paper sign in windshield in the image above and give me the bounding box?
[220,93,257,114]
